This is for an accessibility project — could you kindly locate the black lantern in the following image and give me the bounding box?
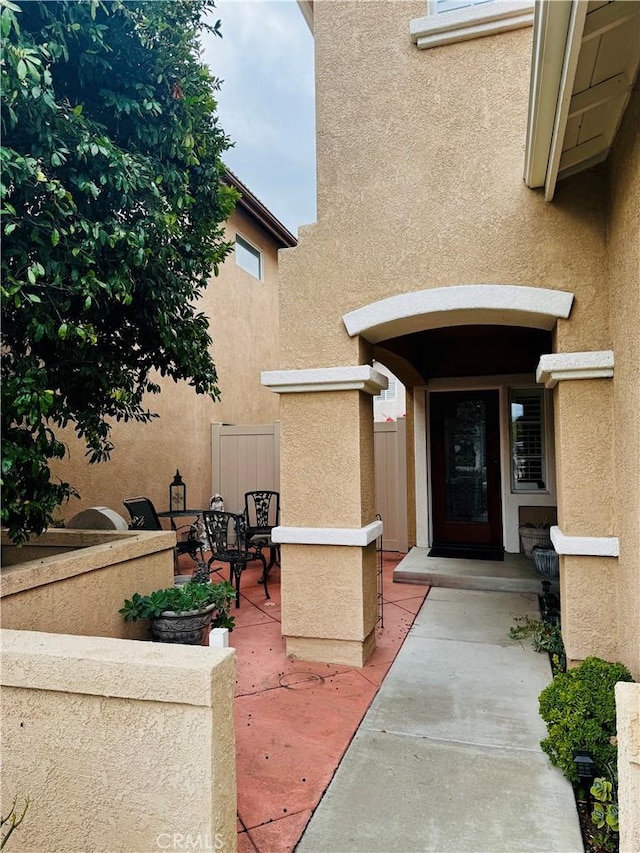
[573,751,595,782]
[169,470,186,512]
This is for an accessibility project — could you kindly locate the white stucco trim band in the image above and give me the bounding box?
[411,1,534,49]
[551,526,619,557]
[271,520,383,547]
[261,366,388,395]
[343,285,574,344]
[536,350,614,388]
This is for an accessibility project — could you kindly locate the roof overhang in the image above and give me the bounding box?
[297,0,314,34]
[224,169,297,249]
[524,0,640,200]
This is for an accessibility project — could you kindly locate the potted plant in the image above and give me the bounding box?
[120,580,235,645]
[518,520,552,558]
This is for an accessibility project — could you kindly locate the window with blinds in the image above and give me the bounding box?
[375,376,397,402]
[510,388,546,492]
[435,0,495,12]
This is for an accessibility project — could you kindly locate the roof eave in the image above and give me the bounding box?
[297,0,314,34]
[224,169,298,249]
[523,0,575,195]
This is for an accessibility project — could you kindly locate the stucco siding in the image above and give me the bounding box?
[608,83,640,678]
[281,1,608,371]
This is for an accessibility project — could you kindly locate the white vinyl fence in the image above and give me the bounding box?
[211,420,407,551]
[211,423,280,514]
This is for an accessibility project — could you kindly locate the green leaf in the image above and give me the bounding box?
[51,229,60,246]
[58,323,68,339]
[4,222,16,235]
[16,58,27,80]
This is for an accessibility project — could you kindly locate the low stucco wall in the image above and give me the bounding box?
[616,682,640,853]
[1,630,237,853]
[1,529,174,640]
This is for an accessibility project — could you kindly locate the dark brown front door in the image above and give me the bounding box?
[430,391,502,547]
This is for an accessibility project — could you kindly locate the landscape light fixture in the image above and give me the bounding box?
[573,751,595,781]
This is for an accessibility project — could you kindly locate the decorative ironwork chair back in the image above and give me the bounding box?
[202,509,268,607]
[244,491,280,533]
[202,510,248,561]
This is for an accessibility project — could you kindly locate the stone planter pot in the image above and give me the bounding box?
[150,603,216,645]
[518,525,552,559]
[532,547,560,579]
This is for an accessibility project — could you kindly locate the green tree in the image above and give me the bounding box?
[1,0,237,542]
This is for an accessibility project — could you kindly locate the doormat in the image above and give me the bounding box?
[428,545,504,562]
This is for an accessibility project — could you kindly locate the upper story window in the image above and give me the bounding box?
[235,234,262,280]
[411,0,534,50]
[434,0,494,13]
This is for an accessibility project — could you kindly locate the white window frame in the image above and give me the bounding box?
[431,0,495,15]
[375,376,397,403]
[235,233,263,281]
[509,387,547,494]
[410,0,534,50]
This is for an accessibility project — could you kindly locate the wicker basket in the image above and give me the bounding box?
[519,525,552,559]
[532,547,559,578]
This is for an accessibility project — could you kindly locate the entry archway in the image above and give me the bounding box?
[343,284,574,342]
[342,284,574,553]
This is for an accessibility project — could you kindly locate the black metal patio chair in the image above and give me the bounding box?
[202,509,268,608]
[123,496,205,569]
[244,490,280,581]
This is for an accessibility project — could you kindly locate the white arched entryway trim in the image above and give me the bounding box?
[343,285,574,343]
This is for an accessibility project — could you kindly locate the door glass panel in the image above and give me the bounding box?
[444,399,488,523]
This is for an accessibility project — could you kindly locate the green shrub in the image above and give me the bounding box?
[538,656,634,785]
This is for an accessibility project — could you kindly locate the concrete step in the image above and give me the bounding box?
[393,546,545,594]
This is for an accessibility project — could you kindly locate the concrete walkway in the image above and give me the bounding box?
[297,554,583,852]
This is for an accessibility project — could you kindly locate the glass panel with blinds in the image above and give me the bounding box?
[375,376,397,402]
[436,0,495,13]
[235,234,262,280]
[510,388,546,492]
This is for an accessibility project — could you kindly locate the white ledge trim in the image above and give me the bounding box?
[536,351,614,388]
[343,285,574,344]
[261,366,388,395]
[551,526,619,557]
[271,521,383,547]
[411,1,534,49]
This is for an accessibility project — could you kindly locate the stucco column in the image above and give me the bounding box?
[539,354,619,666]
[262,366,386,666]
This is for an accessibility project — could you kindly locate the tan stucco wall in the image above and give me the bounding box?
[275,2,614,663]
[560,555,619,666]
[1,529,174,640]
[281,3,608,373]
[50,206,282,521]
[280,392,372,528]
[616,683,640,853]
[281,543,378,641]
[553,380,614,535]
[1,630,237,853]
[608,84,640,679]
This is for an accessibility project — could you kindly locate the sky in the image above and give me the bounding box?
[200,0,316,236]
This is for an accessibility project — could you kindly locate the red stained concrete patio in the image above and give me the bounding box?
[199,553,429,853]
